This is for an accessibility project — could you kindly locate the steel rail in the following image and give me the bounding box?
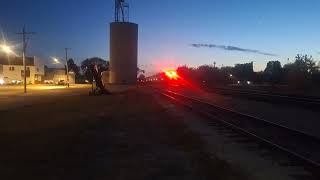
[212,88,320,106]
[160,90,320,172]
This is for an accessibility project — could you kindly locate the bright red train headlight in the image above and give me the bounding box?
[165,70,178,80]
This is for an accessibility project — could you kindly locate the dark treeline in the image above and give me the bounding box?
[80,57,109,82]
[63,57,109,83]
[177,54,320,90]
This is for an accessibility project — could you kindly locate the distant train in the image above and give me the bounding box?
[141,70,190,88]
[144,70,177,82]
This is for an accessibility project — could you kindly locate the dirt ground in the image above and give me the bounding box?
[0,87,247,180]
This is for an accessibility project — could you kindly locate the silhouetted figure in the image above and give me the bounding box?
[90,64,111,95]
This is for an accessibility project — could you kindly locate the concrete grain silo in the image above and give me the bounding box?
[109,0,138,84]
[109,22,138,84]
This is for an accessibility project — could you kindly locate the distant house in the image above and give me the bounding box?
[44,67,75,84]
[0,54,44,84]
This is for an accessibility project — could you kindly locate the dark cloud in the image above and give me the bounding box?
[191,43,278,57]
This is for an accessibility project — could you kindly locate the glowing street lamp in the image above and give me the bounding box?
[0,44,14,55]
[0,43,18,68]
[52,57,61,64]
[51,57,69,87]
[0,41,18,57]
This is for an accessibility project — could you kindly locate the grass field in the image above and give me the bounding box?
[0,88,248,179]
[0,84,90,95]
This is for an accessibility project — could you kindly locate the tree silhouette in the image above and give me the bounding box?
[67,58,80,76]
[264,61,282,85]
[138,74,146,81]
[175,56,319,90]
[81,57,109,82]
[283,54,316,88]
[234,62,254,81]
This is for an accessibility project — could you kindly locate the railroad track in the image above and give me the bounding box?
[159,89,320,176]
[211,88,320,109]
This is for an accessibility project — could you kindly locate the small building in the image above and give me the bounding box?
[0,55,44,84]
[44,67,75,84]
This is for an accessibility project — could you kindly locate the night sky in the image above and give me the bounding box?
[1,0,320,74]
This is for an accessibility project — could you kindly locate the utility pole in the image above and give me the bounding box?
[17,26,35,94]
[65,48,71,87]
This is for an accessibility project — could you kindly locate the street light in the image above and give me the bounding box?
[1,27,35,93]
[0,43,17,64]
[52,57,61,64]
[1,44,13,65]
[0,44,14,54]
[51,57,69,87]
